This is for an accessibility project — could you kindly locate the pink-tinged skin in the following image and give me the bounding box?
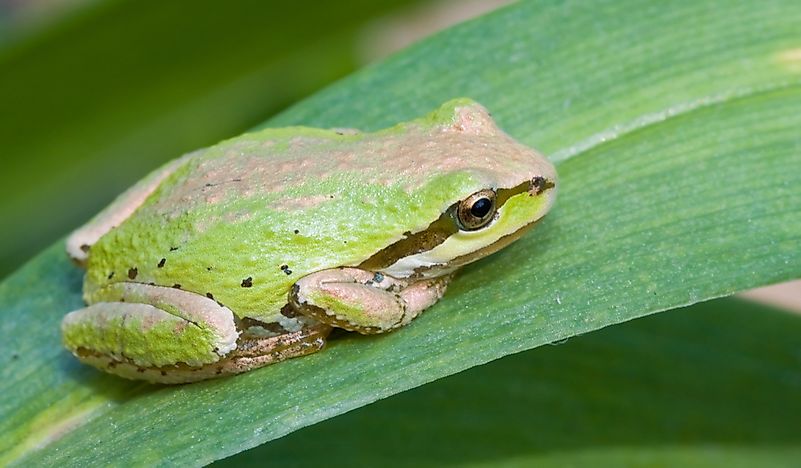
[61,98,557,383]
[290,268,449,334]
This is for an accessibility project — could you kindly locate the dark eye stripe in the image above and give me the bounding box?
[358,178,546,272]
[358,209,458,271]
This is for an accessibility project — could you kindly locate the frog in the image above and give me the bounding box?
[61,98,557,384]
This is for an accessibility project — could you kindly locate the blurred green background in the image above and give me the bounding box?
[0,0,506,279]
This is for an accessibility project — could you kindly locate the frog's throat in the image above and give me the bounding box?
[358,177,554,278]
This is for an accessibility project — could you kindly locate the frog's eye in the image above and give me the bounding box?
[456,189,497,231]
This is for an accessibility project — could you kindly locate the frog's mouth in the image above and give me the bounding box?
[358,177,555,279]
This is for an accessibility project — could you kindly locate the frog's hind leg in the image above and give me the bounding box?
[69,317,329,384]
[66,153,194,266]
[62,281,238,383]
[62,281,330,383]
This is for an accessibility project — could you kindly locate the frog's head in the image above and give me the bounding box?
[360,98,557,279]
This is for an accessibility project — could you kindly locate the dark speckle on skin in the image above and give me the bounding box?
[170,246,179,252]
[373,272,385,283]
[329,195,334,199]
[158,258,166,268]
[284,269,292,275]
[172,284,182,289]
[294,229,299,234]
[161,370,167,376]
[128,267,138,280]
[206,292,214,300]
[241,277,253,288]
[80,244,90,253]
[107,272,114,280]
[280,264,289,271]
[207,266,213,271]
[281,302,299,318]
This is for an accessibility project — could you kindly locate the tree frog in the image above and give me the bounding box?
[62,99,557,384]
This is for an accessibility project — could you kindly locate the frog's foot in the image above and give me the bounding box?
[62,282,330,384]
[66,154,193,266]
[288,268,450,334]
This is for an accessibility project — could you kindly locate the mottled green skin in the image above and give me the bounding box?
[83,99,553,325]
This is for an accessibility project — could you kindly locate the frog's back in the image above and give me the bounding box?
[84,100,553,323]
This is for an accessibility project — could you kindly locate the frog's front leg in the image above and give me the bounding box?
[289,268,450,334]
[62,282,329,383]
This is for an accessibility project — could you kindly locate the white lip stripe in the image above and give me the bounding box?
[383,255,441,279]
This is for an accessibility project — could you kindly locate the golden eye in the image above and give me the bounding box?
[456,189,497,231]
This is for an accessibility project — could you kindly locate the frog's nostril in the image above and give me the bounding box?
[529,176,556,195]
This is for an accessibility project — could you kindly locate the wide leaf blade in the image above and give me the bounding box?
[220,298,801,466]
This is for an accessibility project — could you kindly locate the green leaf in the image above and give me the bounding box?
[2,0,801,465]
[219,298,801,467]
